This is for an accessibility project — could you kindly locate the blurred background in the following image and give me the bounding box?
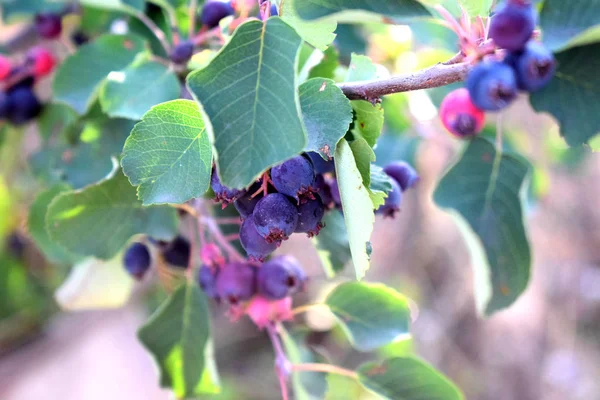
[1,4,600,400]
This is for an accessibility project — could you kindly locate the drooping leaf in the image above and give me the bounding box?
[187,18,307,189]
[280,0,337,51]
[540,0,600,52]
[357,357,464,400]
[53,34,146,115]
[308,46,340,80]
[122,100,213,205]
[46,169,178,259]
[334,139,374,280]
[138,282,220,398]
[530,43,600,147]
[300,78,353,159]
[101,59,181,120]
[292,0,430,22]
[325,282,411,351]
[312,210,351,277]
[434,137,532,315]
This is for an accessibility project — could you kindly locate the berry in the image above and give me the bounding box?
[234,182,262,219]
[162,236,191,268]
[215,262,257,305]
[507,41,556,92]
[169,40,194,64]
[440,88,485,138]
[257,256,307,300]
[7,87,42,125]
[26,47,56,78]
[383,161,420,191]
[314,175,333,208]
[306,152,335,174]
[246,296,293,328]
[6,232,26,259]
[35,13,62,39]
[124,242,151,279]
[329,177,341,207]
[467,60,518,111]
[240,216,278,261]
[270,4,278,16]
[0,92,11,119]
[489,1,535,52]
[376,178,402,218]
[0,55,11,81]
[211,170,244,206]
[253,193,299,243]
[271,155,316,202]
[198,265,220,299]
[72,31,89,46]
[200,0,235,29]
[295,195,325,237]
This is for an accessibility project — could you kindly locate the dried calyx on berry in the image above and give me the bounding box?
[252,193,299,243]
[271,155,317,203]
[211,169,244,206]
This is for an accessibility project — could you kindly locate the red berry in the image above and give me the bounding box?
[0,55,12,80]
[440,88,485,138]
[26,47,56,78]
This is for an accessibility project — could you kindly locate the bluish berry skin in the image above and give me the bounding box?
[253,193,299,243]
[271,155,316,202]
[7,87,42,125]
[314,174,333,208]
[0,91,11,119]
[169,40,194,64]
[507,42,556,92]
[270,4,278,16]
[306,152,335,174]
[295,195,325,237]
[198,265,219,299]
[211,170,244,205]
[383,161,419,192]
[240,216,278,261]
[200,1,235,29]
[215,262,257,305]
[124,242,151,279]
[162,236,190,268]
[467,60,517,111]
[376,178,402,218]
[257,256,307,300]
[35,13,62,39]
[234,182,262,219]
[489,2,535,52]
[329,177,341,207]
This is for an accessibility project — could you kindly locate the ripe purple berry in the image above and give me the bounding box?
[35,13,62,39]
[253,193,299,243]
[211,170,244,206]
[257,256,307,300]
[376,178,402,218]
[234,182,262,219]
[314,175,333,208]
[271,155,316,202]
[215,262,257,305]
[489,1,535,52]
[198,265,219,299]
[306,152,335,174]
[270,4,278,16]
[0,91,11,119]
[124,242,151,279]
[7,87,42,125]
[169,40,194,64]
[467,60,518,111]
[508,41,556,92]
[200,0,235,29]
[240,216,278,261]
[295,195,325,237]
[162,236,191,268]
[383,161,420,192]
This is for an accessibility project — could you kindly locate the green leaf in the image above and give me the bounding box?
[370,164,393,208]
[458,0,493,17]
[1,0,66,21]
[280,0,337,51]
[334,139,375,280]
[122,100,213,205]
[36,104,79,141]
[540,0,600,52]
[325,282,411,351]
[46,169,178,259]
[357,357,464,400]
[374,135,421,167]
[308,46,340,80]
[312,210,351,277]
[434,137,532,315]
[187,18,307,189]
[53,34,146,115]
[348,138,379,206]
[530,43,600,147]
[28,184,79,265]
[101,59,180,120]
[345,54,377,82]
[292,0,430,22]
[300,78,353,158]
[80,0,144,14]
[138,282,220,398]
[351,101,384,148]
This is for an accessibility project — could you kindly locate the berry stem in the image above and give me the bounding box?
[134,10,172,54]
[223,233,240,242]
[214,217,243,225]
[292,363,359,380]
[266,322,291,400]
[201,214,245,262]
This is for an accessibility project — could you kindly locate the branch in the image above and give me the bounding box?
[337,61,471,102]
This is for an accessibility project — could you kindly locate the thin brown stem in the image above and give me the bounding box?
[292,363,359,380]
[266,323,290,400]
[135,11,171,54]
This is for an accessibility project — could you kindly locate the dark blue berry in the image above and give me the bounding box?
[253,193,298,243]
[169,40,194,64]
[383,161,419,192]
[295,195,325,237]
[234,182,262,219]
[200,0,235,29]
[211,169,244,206]
[270,4,278,16]
[6,232,25,259]
[215,262,257,305]
[306,152,335,174]
[71,31,89,46]
[314,174,333,208]
[35,13,62,39]
[507,41,555,92]
[257,256,306,300]
[7,87,42,125]
[0,91,11,119]
[162,236,190,268]
[489,1,535,52]
[124,242,151,279]
[376,178,402,218]
[467,60,517,111]
[240,216,278,261]
[198,265,219,299]
[271,155,316,202]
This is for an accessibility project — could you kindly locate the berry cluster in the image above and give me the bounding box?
[440,0,555,138]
